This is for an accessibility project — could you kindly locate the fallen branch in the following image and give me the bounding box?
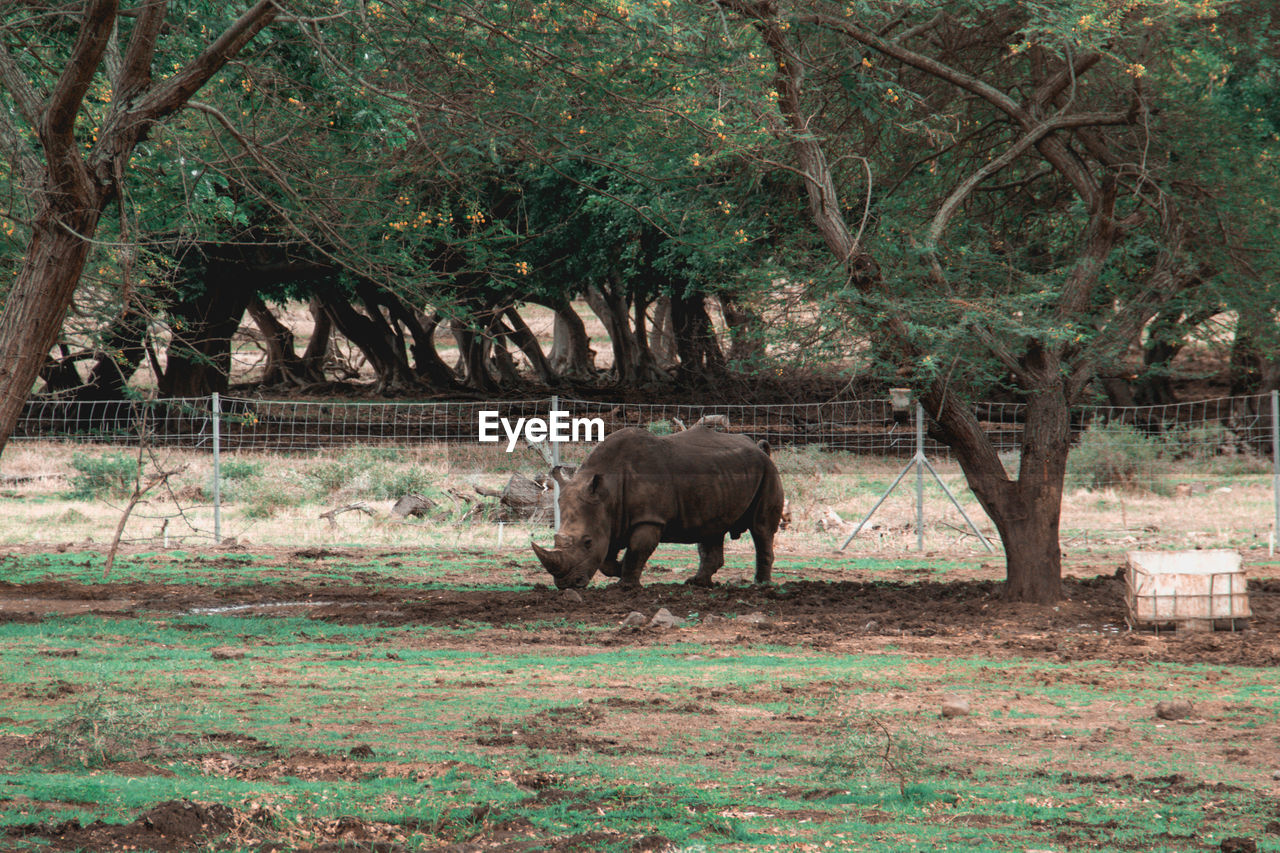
[319,502,375,529]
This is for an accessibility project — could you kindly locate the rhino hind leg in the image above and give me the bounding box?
[619,524,661,588]
[750,516,779,584]
[687,539,724,587]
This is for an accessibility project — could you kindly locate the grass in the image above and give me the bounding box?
[0,437,1276,565]
[2,576,1279,851]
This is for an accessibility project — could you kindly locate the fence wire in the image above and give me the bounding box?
[12,393,1276,458]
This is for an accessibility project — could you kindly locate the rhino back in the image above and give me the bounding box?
[579,427,779,543]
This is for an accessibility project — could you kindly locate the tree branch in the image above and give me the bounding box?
[42,0,119,153]
[796,9,1104,208]
[927,111,1129,253]
[0,42,43,127]
[131,0,278,124]
[114,0,167,101]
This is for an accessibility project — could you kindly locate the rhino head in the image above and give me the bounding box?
[531,470,611,589]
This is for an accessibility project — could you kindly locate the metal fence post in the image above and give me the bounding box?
[915,402,925,551]
[212,393,222,545]
[1271,390,1278,548]
[551,395,561,532]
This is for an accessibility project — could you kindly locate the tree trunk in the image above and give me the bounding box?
[549,303,595,378]
[925,382,1068,604]
[585,284,636,382]
[649,296,677,366]
[407,311,459,388]
[670,291,726,383]
[0,209,103,452]
[315,285,420,392]
[357,284,456,389]
[631,295,665,381]
[303,297,332,376]
[503,307,557,384]
[720,293,766,363]
[247,296,323,386]
[39,344,84,396]
[453,317,499,392]
[158,263,254,396]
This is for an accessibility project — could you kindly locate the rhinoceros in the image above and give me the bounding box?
[531,426,785,589]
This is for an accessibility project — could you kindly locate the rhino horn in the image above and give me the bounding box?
[550,465,575,487]
[531,540,567,575]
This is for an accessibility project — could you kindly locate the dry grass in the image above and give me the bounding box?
[0,440,1274,568]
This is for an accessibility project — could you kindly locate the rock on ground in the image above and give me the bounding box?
[649,608,684,629]
[1155,699,1194,721]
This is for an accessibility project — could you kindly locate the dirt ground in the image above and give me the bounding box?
[3,548,1279,852]
[2,547,1276,668]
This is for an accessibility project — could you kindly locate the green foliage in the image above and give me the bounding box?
[818,714,940,800]
[1066,422,1162,492]
[646,419,674,436]
[304,448,435,500]
[239,485,302,519]
[24,695,178,769]
[66,452,138,499]
[219,458,263,481]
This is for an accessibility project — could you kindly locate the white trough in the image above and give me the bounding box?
[1125,549,1251,631]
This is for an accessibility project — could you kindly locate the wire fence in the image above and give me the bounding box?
[8,391,1280,552]
[15,392,1279,456]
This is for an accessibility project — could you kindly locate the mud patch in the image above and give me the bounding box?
[7,799,235,852]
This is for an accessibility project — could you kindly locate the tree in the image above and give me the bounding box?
[713,0,1280,602]
[0,0,279,454]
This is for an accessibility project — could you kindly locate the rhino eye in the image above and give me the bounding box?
[581,536,593,549]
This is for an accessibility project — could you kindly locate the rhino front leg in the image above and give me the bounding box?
[687,538,724,587]
[599,551,622,578]
[619,524,661,588]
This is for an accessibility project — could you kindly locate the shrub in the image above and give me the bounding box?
[66,452,138,499]
[219,458,262,480]
[646,419,674,435]
[25,695,174,768]
[306,454,362,495]
[363,463,437,500]
[1066,421,1162,492]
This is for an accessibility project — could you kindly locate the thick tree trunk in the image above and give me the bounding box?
[315,286,420,392]
[490,329,523,386]
[39,344,85,396]
[549,303,595,378]
[408,311,459,388]
[503,307,557,384]
[720,293,766,363]
[925,384,1068,604]
[453,318,499,392]
[80,307,149,400]
[303,297,332,376]
[158,264,254,396]
[357,284,455,389]
[649,296,677,366]
[0,211,102,453]
[247,296,324,386]
[585,285,636,382]
[670,291,727,383]
[631,295,665,381]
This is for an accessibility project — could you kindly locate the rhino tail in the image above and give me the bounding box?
[756,439,772,457]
